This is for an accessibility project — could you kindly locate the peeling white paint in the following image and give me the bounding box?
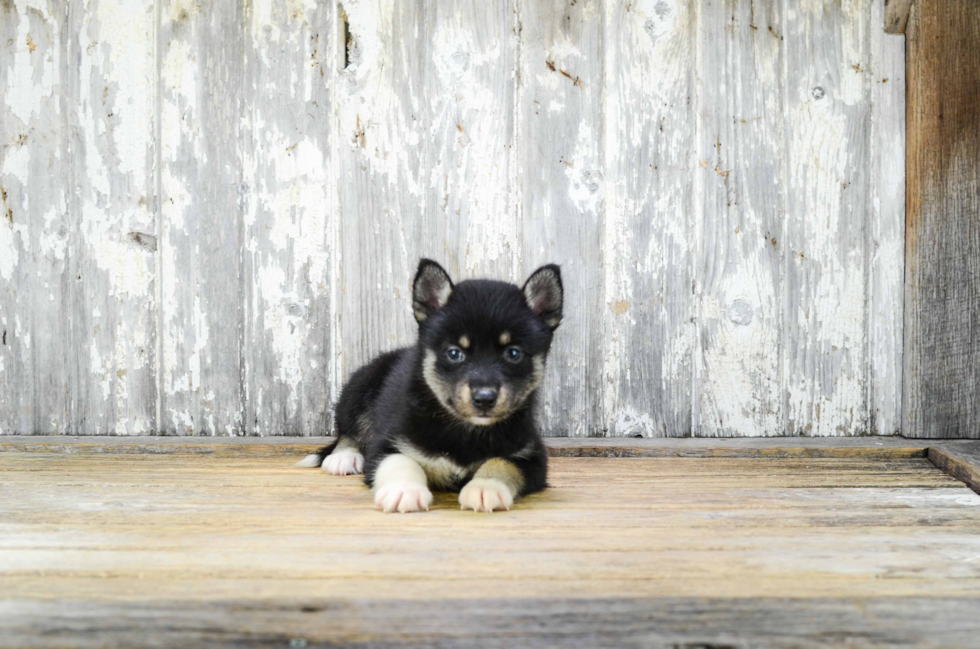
[0,222,18,281]
[6,4,60,125]
[0,0,905,437]
[2,143,30,187]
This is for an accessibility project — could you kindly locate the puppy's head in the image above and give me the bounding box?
[412,259,563,427]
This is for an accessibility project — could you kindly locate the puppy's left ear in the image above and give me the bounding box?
[413,259,454,322]
[523,264,563,330]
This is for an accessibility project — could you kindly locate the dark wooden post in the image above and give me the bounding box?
[904,0,980,438]
[884,0,913,33]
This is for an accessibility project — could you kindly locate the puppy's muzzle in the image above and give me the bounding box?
[471,386,499,414]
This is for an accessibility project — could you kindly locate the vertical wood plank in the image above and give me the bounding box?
[783,0,873,436]
[337,0,520,383]
[0,0,71,434]
[869,2,905,436]
[1,0,911,438]
[419,0,520,281]
[337,0,426,375]
[602,0,695,437]
[518,0,605,436]
[158,0,246,435]
[242,0,336,435]
[694,0,786,436]
[884,0,913,34]
[905,0,980,439]
[68,0,158,435]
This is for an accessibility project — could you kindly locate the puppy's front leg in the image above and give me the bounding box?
[372,453,433,514]
[459,458,525,513]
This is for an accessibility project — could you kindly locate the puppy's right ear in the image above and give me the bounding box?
[523,264,563,330]
[413,259,453,322]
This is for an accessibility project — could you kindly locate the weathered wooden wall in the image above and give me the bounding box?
[0,0,906,437]
[904,0,980,438]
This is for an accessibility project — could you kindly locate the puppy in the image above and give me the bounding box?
[298,259,563,513]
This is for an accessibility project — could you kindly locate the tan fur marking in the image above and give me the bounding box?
[422,349,455,411]
[499,331,511,346]
[425,350,534,427]
[396,441,470,489]
[474,458,525,496]
[458,335,470,349]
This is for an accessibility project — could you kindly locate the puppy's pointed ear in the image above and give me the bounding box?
[413,259,453,322]
[523,264,563,330]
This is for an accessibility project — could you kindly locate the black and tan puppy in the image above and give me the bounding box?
[298,259,563,513]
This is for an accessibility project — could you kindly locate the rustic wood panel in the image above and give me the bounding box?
[0,435,933,458]
[0,449,979,646]
[68,0,158,435]
[694,0,785,436]
[419,1,521,281]
[602,0,695,437]
[158,0,246,434]
[519,0,605,436]
[337,1,521,375]
[783,0,874,436]
[884,0,913,34]
[242,0,337,435]
[929,441,980,495]
[4,597,980,649]
[336,0,425,373]
[0,0,910,437]
[0,0,71,435]
[904,0,980,439]
[869,0,906,435]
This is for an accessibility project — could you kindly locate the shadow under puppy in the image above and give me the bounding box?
[298,259,563,513]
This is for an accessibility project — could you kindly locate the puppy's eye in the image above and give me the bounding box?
[504,346,524,363]
[445,346,465,363]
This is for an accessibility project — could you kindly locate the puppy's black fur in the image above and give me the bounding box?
[304,259,563,507]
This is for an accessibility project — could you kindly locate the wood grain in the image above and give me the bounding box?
[242,0,337,435]
[518,0,605,436]
[869,0,906,435]
[3,597,980,649]
[694,0,785,436]
[419,1,521,281]
[68,0,159,435]
[884,0,914,34]
[0,0,910,438]
[783,0,874,436]
[603,0,695,437]
[0,0,71,434]
[0,450,978,646]
[337,0,425,376]
[158,0,247,435]
[929,441,980,495]
[0,435,932,458]
[904,0,980,438]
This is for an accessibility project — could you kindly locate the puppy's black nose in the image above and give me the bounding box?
[471,387,498,411]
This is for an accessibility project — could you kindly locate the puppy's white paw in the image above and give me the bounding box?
[322,449,364,476]
[374,481,433,514]
[459,478,514,513]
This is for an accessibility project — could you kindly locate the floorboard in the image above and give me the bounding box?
[1,444,979,647]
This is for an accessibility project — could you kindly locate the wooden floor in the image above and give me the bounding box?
[2,440,980,648]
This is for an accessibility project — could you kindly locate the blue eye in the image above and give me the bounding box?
[446,346,465,363]
[504,346,524,363]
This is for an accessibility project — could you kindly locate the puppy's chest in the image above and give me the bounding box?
[395,441,473,489]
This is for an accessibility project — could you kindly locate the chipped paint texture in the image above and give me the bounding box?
[1,0,71,435]
[0,0,904,436]
[70,0,158,435]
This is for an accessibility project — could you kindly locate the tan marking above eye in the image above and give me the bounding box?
[458,335,471,349]
[498,331,512,346]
